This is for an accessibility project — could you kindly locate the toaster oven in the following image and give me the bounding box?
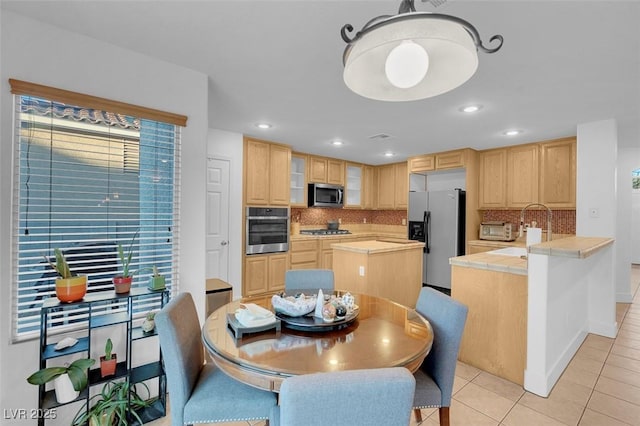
[479,221,516,241]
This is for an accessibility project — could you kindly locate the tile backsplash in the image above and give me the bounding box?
[291,208,406,227]
[482,209,576,234]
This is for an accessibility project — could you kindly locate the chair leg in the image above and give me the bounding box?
[439,407,450,426]
[414,408,423,422]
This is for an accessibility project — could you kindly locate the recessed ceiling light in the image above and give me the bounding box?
[332,140,343,146]
[460,104,482,113]
[503,129,523,136]
[384,151,395,157]
[255,122,272,129]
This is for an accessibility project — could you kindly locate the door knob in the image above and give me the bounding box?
[220,241,228,246]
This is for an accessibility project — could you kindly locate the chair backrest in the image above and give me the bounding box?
[276,367,415,426]
[155,292,204,426]
[415,287,468,407]
[284,269,334,293]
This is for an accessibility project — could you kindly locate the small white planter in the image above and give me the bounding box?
[53,373,79,403]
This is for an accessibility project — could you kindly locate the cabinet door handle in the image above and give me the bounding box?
[220,241,228,246]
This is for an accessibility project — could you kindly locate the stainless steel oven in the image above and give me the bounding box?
[245,207,289,255]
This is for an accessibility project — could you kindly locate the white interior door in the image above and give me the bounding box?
[206,157,230,280]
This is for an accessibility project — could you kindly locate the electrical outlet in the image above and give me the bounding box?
[359,266,365,276]
[363,218,367,224]
[338,218,342,224]
[401,218,406,226]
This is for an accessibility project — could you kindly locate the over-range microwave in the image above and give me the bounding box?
[308,183,343,208]
[479,221,516,242]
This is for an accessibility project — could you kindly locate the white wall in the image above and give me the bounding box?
[0,11,208,423]
[207,129,244,300]
[628,148,640,264]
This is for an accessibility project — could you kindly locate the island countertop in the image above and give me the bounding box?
[527,236,614,258]
[331,240,425,254]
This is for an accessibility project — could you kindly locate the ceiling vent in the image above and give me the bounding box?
[368,133,394,141]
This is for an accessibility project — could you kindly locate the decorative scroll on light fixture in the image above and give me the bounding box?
[341,0,504,101]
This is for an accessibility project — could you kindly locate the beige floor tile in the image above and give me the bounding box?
[620,322,640,335]
[575,345,610,363]
[547,378,593,407]
[559,364,600,389]
[452,382,515,421]
[518,391,585,426]
[452,375,469,395]
[568,355,605,374]
[594,375,640,406]
[412,407,436,425]
[578,408,632,426]
[611,343,640,361]
[614,336,640,350]
[582,334,614,352]
[600,363,640,388]
[471,371,525,402]
[587,391,640,425]
[621,315,640,326]
[605,353,640,373]
[422,399,499,426]
[501,403,568,426]
[454,361,482,381]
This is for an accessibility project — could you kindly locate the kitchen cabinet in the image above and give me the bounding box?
[290,153,307,207]
[35,289,169,426]
[539,137,576,208]
[307,156,344,185]
[362,165,376,209]
[507,144,539,208]
[376,162,407,210]
[478,148,507,209]
[408,155,435,173]
[244,137,291,206]
[289,239,319,270]
[344,163,363,208]
[244,253,287,296]
[435,150,466,170]
[320,238,342,269]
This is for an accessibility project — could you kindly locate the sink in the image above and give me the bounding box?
[487,247,527,257]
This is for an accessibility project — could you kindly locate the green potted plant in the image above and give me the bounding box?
[113,232,138,294]
[27,358,95,404]
[141,311,156,333]
[100,338,117,378]
[147,265,165,291]
[44,248,87,303]
[71,380,154,426]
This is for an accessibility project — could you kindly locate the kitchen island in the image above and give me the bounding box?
[332,240,425,308]
[450,236,615,396]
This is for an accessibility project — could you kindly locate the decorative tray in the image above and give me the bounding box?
[275,306,359,332]
[226,313,281,339]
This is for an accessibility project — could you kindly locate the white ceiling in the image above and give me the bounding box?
[3,0,639,165]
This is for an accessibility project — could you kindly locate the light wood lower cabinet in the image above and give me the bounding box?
[289,240,318,270]
[451,265,527,385]
[244,253,287,296]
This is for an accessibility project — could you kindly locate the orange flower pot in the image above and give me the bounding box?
[100,355,117,377]
[55,276,87,303]
[113,276,132,294]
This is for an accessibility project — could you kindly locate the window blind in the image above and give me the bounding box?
[11,93,181,341]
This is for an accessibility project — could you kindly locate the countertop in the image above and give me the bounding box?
[331,240,425,254]
[451,236,614,275]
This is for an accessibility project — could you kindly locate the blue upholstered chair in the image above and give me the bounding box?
[155,292,277,426]
[270,367,416,426]
[284,269,334,293]
[413,287,469,426]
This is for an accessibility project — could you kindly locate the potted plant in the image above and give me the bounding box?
[100,338,117,378]
[44,248,87,303]
[147,265,165,291]
[71,380,154,426]
[113,232,138,294]
[141,311,156,333]
[27,358,95,404]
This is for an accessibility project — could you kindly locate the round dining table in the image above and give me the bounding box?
[202,291,434,392]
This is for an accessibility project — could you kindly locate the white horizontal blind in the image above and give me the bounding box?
[12,95,181,341]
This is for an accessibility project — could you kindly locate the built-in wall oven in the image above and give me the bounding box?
[245,207,290,255]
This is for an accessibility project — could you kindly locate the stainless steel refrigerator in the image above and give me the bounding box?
[408,189,465,289]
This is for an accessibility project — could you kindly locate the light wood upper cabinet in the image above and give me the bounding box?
[376,164,396,209]
[308,156,328,183]
[244,137,291,206]
[290,153,307,207]
[344,163,363,208]
[409,155,435,173]
[395,161,408,209]
[363,165,376,209]
[327,159,345,185]
[436,150,466,170]
[507,144,539,208]
[539,138,576,208]
[478,149,507,209]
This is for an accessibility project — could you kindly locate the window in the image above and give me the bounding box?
[10,80,186,341]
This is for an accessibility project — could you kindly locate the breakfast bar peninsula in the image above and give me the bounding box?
[331,239,425,308]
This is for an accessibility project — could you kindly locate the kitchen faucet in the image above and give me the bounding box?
[519,203,553,241]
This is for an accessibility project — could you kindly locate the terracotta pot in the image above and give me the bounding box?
[55,276,87,303]
[113,276,132,294]
[100,355,117,378]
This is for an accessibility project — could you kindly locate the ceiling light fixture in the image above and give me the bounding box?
[384,151,395,157]
[255,123,272,129]
[332,140,344,146]
[460,104,482,113]
[503,129,522,136]
[341,0,503,102]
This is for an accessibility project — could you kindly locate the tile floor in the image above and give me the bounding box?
[149,265,640,426]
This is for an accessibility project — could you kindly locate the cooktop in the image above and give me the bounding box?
[299,229,352,235]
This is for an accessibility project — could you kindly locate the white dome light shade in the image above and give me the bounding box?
[344,15,479,102]
[385,40,429,89]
